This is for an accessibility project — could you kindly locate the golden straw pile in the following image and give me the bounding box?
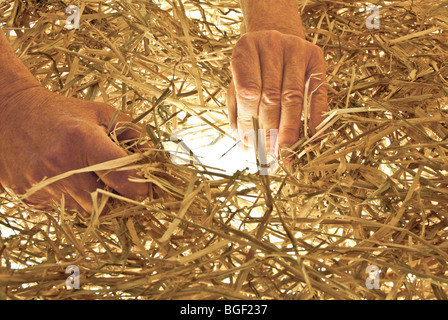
[1,0,448,300]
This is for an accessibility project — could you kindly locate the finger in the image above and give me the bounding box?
[85,127,148,201]
[278,37,308,149]
[93,103,153,150]
[305,44,328,136]
[22,187,59,210]
[226,79,238,138]
[23,181,92,214]
[231,34,261,146]
[63,172,106,214]
[258,33,284,152]
[24,193,86,214]
[226,79,249,151]
[227,80,251,153]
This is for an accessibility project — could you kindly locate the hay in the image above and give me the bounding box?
[0,0,447,300]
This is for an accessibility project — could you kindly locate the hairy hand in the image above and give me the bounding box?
[227,30,327,152]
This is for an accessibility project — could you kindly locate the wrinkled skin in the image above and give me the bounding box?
[0,0,327,215]
[227,29,328,152]
[0,86,149,215]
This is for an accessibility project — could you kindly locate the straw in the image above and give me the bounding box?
[0,0,447,300]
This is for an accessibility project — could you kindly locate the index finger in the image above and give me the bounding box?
[231,34,261,146]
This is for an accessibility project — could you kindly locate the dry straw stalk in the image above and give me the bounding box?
[0,0,447,300]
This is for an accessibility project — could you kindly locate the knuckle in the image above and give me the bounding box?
[232,30,283,58]
[307,42,324,55]
[92,102,119,128]
[281,89,304,105]
[284,33,305,48]
[62,121,93,141]
[237,114,254,127]
[41,122,91,171]
[258,30,282,43]
[307,43,326,65]
[232,34,255,57]
[237,85,261,102]
[236,30,281,44]
[261,89,281,106]
[56,121,102,159]
[234,33,252,47]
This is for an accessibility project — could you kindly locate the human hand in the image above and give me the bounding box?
[0,87,150,215]
[227,30,327,154]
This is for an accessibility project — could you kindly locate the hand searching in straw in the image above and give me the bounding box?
[0,88,150,215]
[227,30,328,158]
[0,31,151,216]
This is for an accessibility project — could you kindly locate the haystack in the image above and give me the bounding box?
[0,0,447,300]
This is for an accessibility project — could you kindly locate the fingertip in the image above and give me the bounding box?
[100,169,148,201]
[238,126,255,147]
[278,126,300,149]
[126,172,149,201]
[279,145,295,164]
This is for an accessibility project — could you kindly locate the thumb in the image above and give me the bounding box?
[92,102,153,151]
[85,126,148,201]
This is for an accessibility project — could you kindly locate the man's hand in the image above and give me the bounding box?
[228,0,328,153]
[0,31,150,215]
[0,87,149,215]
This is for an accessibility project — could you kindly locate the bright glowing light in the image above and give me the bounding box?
[164,126,261,176]
[0,227,17,238]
